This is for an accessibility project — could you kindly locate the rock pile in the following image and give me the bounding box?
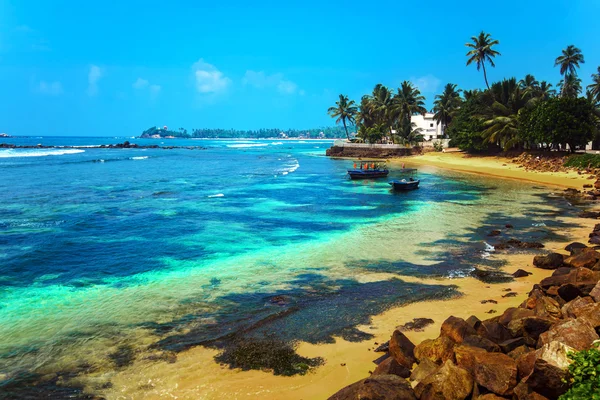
[511,153,569,173]
[329,240,600,399]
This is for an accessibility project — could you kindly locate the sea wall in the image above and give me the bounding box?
[329,211,600,400]
[326,144,416,158]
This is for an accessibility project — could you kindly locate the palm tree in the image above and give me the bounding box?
[370,84,394,136]
[588,67,600,103]
[328,94,358,140]
[519,74,539,97]
[481,102,520,151]
[465,31,501,90]
[433,83,462,133]
[555,45,585,77]
[537,81,556,100]
[392,81,427,143]
[558,74,582,98]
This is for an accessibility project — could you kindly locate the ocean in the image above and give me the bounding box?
[0,136,577,397]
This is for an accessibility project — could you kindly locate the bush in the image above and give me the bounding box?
[564,154,600,169]
[433,141,444,152]
[559,342,600,399]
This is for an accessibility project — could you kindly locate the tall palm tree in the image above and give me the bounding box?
[588,66,600,103]
[519,74,539,98]
[328,94,358,140]
[554,45,585,77]
[370,84,394,135]
[465,31,501,90]
[392,81,427,143]
[537,81,556,100]
[558,74,582,98]
[433,83,462,133]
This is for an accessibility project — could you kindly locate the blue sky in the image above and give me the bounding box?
[0,0,599,136]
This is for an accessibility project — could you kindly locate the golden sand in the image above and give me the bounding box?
[97,155,595,400]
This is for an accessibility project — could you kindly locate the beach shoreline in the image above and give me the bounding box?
[94,158,598,399]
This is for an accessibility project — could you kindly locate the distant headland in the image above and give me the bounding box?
[138,126,347,139]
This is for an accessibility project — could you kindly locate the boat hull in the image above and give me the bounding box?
[389,180,420,191]
[347,170,389,179]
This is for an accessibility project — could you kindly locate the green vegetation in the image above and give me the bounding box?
[327,34,600,152]
[564,154,600,169]
[559,343,600,400]
[140,126,349,139]
[327,94,358,140]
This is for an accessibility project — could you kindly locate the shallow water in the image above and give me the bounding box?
[0,137,579,396]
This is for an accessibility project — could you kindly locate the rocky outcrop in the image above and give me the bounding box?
[329,217,600,400]
[329,374,417,400]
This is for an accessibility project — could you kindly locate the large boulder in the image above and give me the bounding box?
[410,358,440,383]
[535,341,575,370]
[499,337,527,353]
[523,359,569,399]
[372,357,410,378]
[560,296,594,318]
[528,296,563,320]
[538,318,599,351]
[565,242,587,255]
[463,334,501,352]
[498,308,535,326]
[389,330,416,369]
[479,320,513,344]
[455,345,518,396]
[563,249,600,269]
[513,381,550,400]
[578,303,600,329]
[516,350,537,380]
[556,284,582,302]
[440,316,477,344]
[591,280,600,302]
[532,253,564,269]
[508,316,554,342]
[414,335,456,364]
[328,374,417,400]
[477,395,507,400]
[415,360,473,400]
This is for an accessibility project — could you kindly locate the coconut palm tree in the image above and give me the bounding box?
[537,81,556,100]
[558,74,582,98]
[328,94,358,140]
[555,45,585,77]
[588,67,600,103]
[393,81,427,124]
[519,74,539,97]
[465,31,501,90]
[433,83,462,133]
[369,84,394,135]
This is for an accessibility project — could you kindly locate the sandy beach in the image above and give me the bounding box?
[97,155,596,400]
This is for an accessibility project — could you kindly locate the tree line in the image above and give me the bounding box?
[140,126,348,139]
[328,32,600,151]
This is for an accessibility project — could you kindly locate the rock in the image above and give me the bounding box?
[532,253,564,269]
[488,230,502,237]
[539,267,600,288]
[388,330,416,369]
[530,296,563,320]
[478,395,507,400]
[372,357,411,378]
[480,320,513,344]
[502,292,518,298]
[517,350,537,380]
[373,341,389,352]
[557,283,582,302]
[440,316,477,344]
[546,286,560,297]
[513,269,532,278]
[507,345,533,360]
[499,337,527,353]
[498,308,535,326]
[471,268,514,283]
[415,360,473,400]
[397,318,434,332]
[551,267,572,276]
[535,341,575,370]
[561,296,595,318]
[505,224,514,229]
[455,345,518,396]
[565,242,587,255]
[463,335,501,352]
[589,236,600,245]
[513,381,550,400]
[508,316,554,341]
[466,315,481,329]
[410,358,440,382]
[563,250,600,269]
[579,211,600,218]
[328,374,417,400]
[480,299,498,304]
[578,303,600,329]
[414,335,456,365]
[538,318,599,351]
[591,281,600,302]
[524,359,569,399]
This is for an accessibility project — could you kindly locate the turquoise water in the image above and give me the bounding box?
[0,137,577,396]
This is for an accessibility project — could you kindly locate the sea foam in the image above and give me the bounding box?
[0,149,85,158]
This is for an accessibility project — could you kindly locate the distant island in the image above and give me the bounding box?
[139,126,347,139]
[0,133,12,138]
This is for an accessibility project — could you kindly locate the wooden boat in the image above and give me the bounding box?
[389,178,420,191]
[347,161,389,180]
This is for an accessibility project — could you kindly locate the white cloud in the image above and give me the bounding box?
[38,81,63,95]
[132,78,149,89]
[410,74,441,93]
[192,59,231,94]
[87,65,103,96]
[243,70,300,95]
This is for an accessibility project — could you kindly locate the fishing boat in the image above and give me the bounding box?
[389,168,419,190]
[347,160,389,180]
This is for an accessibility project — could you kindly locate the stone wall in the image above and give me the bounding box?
[325,145,416,158]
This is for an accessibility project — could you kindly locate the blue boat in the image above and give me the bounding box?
[389,178,420,191]
[347,161,389,180]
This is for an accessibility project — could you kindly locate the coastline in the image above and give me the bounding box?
[95,162,596,399]
[401,152,592,189]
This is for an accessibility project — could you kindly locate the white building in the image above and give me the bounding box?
[412,113,443,141]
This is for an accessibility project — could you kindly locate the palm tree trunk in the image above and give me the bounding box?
[482,63,490,90]
[342,119,350,140]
